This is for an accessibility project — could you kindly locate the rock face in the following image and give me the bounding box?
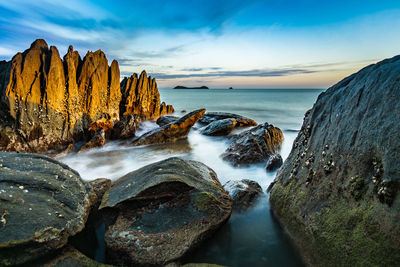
[223,179,263,211]
[222,122,284,166]
[269,56,400,266]
[99,157,233,266]
[0,153,91,266]
[131,109,206,146]
[200,118,237,136]
[0,39,173,152]
[199,112,257,127]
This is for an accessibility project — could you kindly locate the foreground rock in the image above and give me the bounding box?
[0,153,91,266]
[269,56,400,266]
[99,157,232,266]
[156,115,180,126]
[223,179,263,211]
[131,109,205,146]
[200,118,237,136]
[265,154,283,172]
[0,39,173,152]
[222,123,284,166]
[199,112,257,127]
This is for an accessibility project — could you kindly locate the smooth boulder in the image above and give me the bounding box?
[223,179,263,210]
[0,153,91,266]
[131,109,205,146]
[199,112,257,127]
[99,157,233,266]
[265,154,283,172]
[221,122,284,166]
[200,118,237,136]
[269,55,400,266]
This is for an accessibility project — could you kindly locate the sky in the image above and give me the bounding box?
[0,0,399,89]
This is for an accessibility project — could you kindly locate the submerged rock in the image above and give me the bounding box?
[0,153,91,266]
[269,55,400,266]
[265,154,283,172]
[156,115,180,126]
[99,157,233,266]
[221,123,284,166]
[199,112,257,127]
[200,118,237,136]
[131,109,205,146]
[223,179,263,211]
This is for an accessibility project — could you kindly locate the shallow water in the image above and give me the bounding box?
[58,88,323,266]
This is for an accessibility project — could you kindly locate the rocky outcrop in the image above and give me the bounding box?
[0,153,91,266]
[199,112,257,127]
[221,122,284,166]
[269,56,400,266]
[99,157,233,266]
[156,115,180,126]
[223,179,263,211]
[200,118,237,136]
[160,102,175,116]
[131,109,205,146]
[0,39,173,152]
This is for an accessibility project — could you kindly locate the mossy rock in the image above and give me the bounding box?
[99,157,233,266]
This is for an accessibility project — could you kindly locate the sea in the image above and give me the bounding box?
[58,88,324,267]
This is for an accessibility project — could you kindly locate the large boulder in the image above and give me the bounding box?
[0,153,91,266]
[221,123,284,166]
[269,56,400,266]
[200,118,237,136]
[223,179,263,211]
[99,157,233,266]
[199,112,257,127]
[131,109,206,146]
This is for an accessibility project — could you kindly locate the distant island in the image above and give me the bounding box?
[173,86,209,89]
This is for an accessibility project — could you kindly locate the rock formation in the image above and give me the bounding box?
[223,179,263,211]
[0,39,174,152]
[0,153,91,266]
[99,157,233,266]
[269,56,400,266]
[131,109,205,146]
[199,112,257,127]
[221,122,284,166]
[200,118,237,136]
[156,115,180,126]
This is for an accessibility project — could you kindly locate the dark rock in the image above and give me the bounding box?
[99,157,232,266]
[199,112,257,127]
[79,129,106,152]
[221,122,284,166]
[131,109,206,146]
[109,114,140,140]
[269,55,400,266]
[156,115,180,127]
[223,179,263,211]
[0,39,173,152]
[0,153,91,266]
[200,118,237,136]
[89,178,112,211]
[265,154,283,172]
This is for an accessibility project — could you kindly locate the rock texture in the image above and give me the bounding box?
[269,56,400,266]
[156,115,180,126]
[265,154,283,172]
[199,112,257,127]
[200,118,237,136]
[223,179,263,211]
[131,109,205,146]
[221,122,284,166]
[0,153,91,266]
[0,39,173,152]
[99,157,233,266]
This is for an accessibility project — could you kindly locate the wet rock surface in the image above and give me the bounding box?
[223,179,263,211]
[131,109,206,146]
[200,118,237,136]
[199,112,257,127]
[156,115,180,127]
[221,122,284,166]
[269,55,400,266]
[0,39,173,153]
[99,157,233,266]
[0,153,91,266]
[265,154,283,172]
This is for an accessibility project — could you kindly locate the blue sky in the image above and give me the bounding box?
[0,0,399,88]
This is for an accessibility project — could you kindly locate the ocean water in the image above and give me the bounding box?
[58,88,323,266]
